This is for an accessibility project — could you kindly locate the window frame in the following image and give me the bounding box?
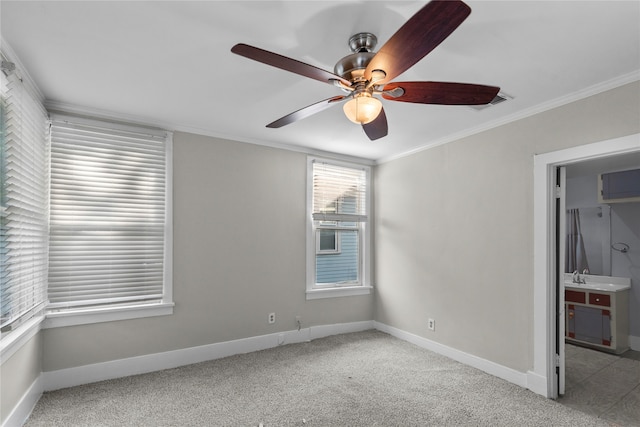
[0,53,50,360]
[0,67,50,338]
[306,156,372,300]
[43,114,173,328]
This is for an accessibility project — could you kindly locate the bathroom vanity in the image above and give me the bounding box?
[564,274,631,354]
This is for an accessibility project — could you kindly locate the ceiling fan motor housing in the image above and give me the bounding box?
[334,51,375,83]
[348,32,377,53]
[334,32,378,84]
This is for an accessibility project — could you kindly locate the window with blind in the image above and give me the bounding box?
[47,116,172,319]
[307,157,371,299]
[0,68,50,335]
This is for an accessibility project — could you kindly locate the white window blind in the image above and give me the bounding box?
[312,161,367,222]
[0,70,50,332]
[48,118,169,310]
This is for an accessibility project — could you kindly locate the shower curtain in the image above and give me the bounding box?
[566,208,589,273]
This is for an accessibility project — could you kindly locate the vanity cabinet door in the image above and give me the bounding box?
[573,305,611,346]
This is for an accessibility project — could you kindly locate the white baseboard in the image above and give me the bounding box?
[16,319,537,425]
[525,370,549,397]
[42,320,375,392]
[309,320,374,340]
[630,335,640,351]
[373,322,529,390]
[1,375,43,427]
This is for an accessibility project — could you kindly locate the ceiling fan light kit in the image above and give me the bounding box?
[343,93,383,125]
[231,0,500,141]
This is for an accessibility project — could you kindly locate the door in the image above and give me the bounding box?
[555,166,567,397]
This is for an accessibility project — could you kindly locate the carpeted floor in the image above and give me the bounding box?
[25,330,609,426]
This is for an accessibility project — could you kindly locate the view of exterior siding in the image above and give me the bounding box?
[316,229,358,283]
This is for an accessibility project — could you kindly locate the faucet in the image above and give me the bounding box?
[572,270,585,284]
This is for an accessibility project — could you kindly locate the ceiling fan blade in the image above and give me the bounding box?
[362,107,388,141]
[232,43,351,87]
[266,96,347,128]
[382,81,500,105]
[365,0,471,85]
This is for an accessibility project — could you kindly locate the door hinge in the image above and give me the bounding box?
[554,354,561,367]
[555,185,562,198]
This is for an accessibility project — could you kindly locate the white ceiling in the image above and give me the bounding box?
[2,1,639,162]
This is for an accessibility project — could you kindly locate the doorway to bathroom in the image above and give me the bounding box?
[556,153,640,423]
[531,133,639,403]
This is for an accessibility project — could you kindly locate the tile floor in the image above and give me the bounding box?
[559,343,640,426]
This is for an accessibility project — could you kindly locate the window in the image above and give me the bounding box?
[0,65,49,336]
[46,115,173,326]
[306,157,371,299]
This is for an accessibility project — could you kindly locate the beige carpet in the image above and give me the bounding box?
[25,330,608,426]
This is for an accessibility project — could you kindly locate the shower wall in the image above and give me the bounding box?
[566,171,640,349]
[566,206,611,275]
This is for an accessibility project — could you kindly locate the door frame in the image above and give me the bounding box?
[531,133,639,398]
[556,166,567,396]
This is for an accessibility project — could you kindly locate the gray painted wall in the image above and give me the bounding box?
[0,333,41,424]
[40,132,373,372]
[2,82,638,425]
[373,81,640,373]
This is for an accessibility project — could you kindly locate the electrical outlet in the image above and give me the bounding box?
[428,318,435,331]
[268,312,276,324]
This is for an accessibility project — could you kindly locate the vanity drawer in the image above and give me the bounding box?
[566,290,586,304]
[589,293,611,307]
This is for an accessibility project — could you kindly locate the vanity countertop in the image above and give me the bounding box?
[564,273,631,293]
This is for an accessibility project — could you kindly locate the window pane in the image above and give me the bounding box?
[319,229,337,251]
[316,229,358,284]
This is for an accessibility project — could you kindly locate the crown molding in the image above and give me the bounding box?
[44,69,639,168]
[1,37,46,104]
[376,71,640,165]
[44,100,375,166]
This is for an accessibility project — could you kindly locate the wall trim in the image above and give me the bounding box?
[1,38,46,104]
[630,335,640,352]
[526,371,549,397]
[42,320,374,392]
[376,72,639,164]
[40,319,536,394]
[1,375,43,427]
[374,322,529,391]
[45,101,375,166]
[43,303,174,329]
[46,73,639,167]
[15,319,542,425]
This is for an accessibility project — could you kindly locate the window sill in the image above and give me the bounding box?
[306,285,373,300]
[43,302,174,329]
[0,315,44,363]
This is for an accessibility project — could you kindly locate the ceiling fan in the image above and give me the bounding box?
[231,0,499,141]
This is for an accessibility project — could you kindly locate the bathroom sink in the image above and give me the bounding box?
[564,281,630,292]
[563,273,631,292]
